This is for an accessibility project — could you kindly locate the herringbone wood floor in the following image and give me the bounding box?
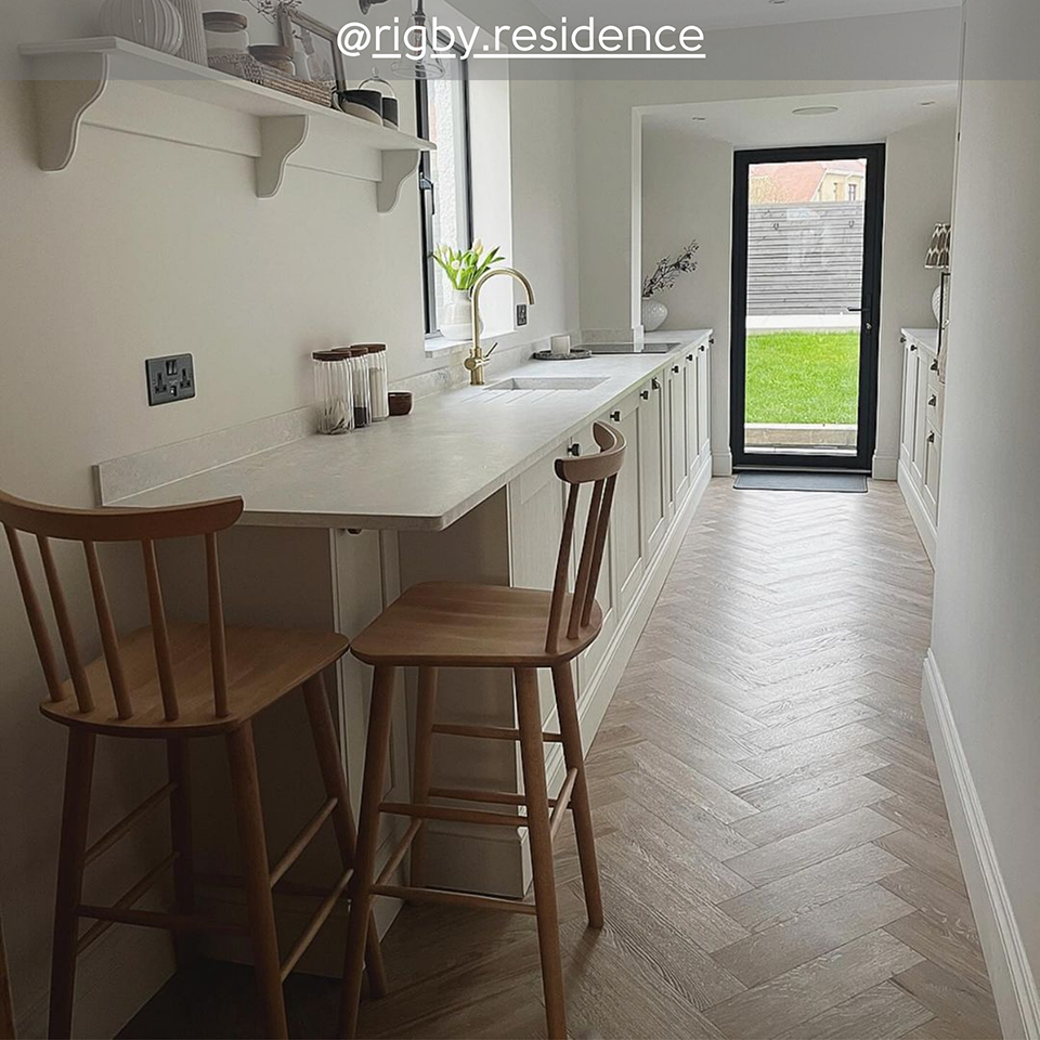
[356,480,1001,1040]
[122,479,1001,1040]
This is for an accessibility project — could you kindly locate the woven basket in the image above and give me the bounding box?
[208,52,335,109]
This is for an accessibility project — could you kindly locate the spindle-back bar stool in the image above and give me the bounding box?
[0,490,385,1039]
[339,423,627,1040]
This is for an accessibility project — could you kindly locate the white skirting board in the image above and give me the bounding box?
[873,452,900,481]
[899,460,938,564]
[921,651,1040,1040]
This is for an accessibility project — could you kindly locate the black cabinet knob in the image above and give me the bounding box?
[610,410,621,422]
[640,390,650,400]
[673,365,681,374]
[929,395,937,407]
[652,378,662,391]
[687,354,695,362]
[568,444,581,457]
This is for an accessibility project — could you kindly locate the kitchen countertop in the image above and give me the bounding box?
[902,328,940,355]
[106,330,712,532]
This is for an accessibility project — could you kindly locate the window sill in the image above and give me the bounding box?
[424,327,514,358]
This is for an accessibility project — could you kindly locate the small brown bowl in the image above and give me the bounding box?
[388,392,413,416]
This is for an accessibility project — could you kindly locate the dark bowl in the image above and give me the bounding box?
[388,392,413,416]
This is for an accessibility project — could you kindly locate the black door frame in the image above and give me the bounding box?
[730,143,886,472]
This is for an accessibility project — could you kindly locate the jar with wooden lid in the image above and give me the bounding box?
[203,11,249,57]
[348,347,372,429]
[313,351,353,435]
[354,343,389,421]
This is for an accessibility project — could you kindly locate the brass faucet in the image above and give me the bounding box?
[464,267,536,386]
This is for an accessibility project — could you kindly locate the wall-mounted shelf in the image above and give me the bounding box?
[18,37,434,210]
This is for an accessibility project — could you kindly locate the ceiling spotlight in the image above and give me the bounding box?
[691,116,708,122]
[792,105,839,116]
[920,100,937,106]
[768,0,788,5]
[359,0,391,12]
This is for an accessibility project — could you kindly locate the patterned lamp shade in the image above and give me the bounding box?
[925,223,952,270]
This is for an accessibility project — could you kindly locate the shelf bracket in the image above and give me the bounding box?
[29,52,109,172]
[256,115,310,199]
[377,149,421,214]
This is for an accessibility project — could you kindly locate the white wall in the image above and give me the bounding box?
[0,3,578,1034]
[929,0,1040,1034]
[877,115,957,477]
[639,112,956,476]
[641,130,733,464]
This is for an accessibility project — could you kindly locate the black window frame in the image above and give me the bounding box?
[416,40,475,337]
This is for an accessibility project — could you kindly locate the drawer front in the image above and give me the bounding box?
[923,422,942,522]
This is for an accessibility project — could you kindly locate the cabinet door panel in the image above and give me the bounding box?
[668,364,691,505]
[697,344,711,457]
[612,394,644,616]
[684,349,701,476]
[900,340,918,466]
[923,424,942,523]
[912,353,929,485]
[639,378,668,561]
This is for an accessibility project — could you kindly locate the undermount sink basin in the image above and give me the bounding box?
[485,377,609,391]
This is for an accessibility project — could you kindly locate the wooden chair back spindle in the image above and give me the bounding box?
[545,423,626,655]
[0,490,244,723]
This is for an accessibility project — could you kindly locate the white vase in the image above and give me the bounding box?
[167,0,207,64]
[932,284,944,324]
[442,290,483,342]
[99,0,184,55]
[642,298,668,333]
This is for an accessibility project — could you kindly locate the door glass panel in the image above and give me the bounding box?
[744,158,866,457]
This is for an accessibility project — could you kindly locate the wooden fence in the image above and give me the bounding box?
[747,201,864,316]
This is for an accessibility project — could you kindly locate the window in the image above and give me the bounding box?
[848,182,858,202]
[417,47,474,336]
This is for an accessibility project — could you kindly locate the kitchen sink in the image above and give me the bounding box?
[485,377,609,391]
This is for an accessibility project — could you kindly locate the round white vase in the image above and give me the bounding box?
[442,290,483,341]
[99,0,184,55]
[642,298,668,333]
[932,284,944,324]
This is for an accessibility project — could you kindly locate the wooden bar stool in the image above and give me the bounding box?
[0,490,386,1040]
[340,423,626,1040]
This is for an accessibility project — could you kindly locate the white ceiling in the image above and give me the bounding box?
[528,0,961,31]
[642,84,959,149]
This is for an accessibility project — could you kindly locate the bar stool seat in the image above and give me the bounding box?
[351,582,603,668]
[41,623,349,735]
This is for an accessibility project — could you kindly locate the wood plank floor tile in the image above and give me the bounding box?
[725,808,901,886]
[873,796,955,849]
[892,961,1002,1039]
[732,776,891,847]
[866,736,941,782]
[884,913,993,997]
[718,844,908,933]
[774,980,933,1040]
[741,724,888,781]
[734,747,890,811]
[711,885,915,988]
[874,831,968,898]
[868,764,950,820]
[704,931,924,1039]
[746,701,881,751]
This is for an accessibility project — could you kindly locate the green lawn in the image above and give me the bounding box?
[746,330,860,425]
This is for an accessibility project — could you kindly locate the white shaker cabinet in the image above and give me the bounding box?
[898,328,943,564]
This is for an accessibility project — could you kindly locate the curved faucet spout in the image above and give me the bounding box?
[465,268,536,386]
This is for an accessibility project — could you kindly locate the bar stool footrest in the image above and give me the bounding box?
[370,883,537,916]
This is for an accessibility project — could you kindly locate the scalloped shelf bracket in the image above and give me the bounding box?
[30,51,109,171]
[256,115,310,199]
[377,149,421,214]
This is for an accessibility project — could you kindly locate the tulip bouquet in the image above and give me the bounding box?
[432,241,504,294]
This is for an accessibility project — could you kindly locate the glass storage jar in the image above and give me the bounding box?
[355,343,389,421]
[349,347,372,429]
[313,351,353,435]
[203,11,249,57]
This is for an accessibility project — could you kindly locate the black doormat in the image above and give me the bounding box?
[734,471,869,493]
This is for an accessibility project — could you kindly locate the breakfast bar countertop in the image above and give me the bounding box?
[100,330,712,532]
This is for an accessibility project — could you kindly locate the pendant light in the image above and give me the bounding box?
[392,0,446,80]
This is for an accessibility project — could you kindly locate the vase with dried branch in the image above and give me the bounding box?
[641,239,699,331]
